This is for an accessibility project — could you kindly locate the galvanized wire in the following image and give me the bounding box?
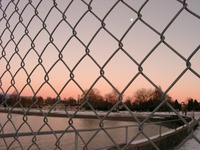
[0,0,200,149]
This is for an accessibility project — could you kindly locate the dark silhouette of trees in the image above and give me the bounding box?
[133,88,153,111]
[0,93,44,108]
[132,87,179,112]
[105,89,119,105]
[36,96,44,108]
[0,94,7,107]
[63,97,77,106]
[104,89,120,111]
[80,89,108,110]
[186,98,200,111]
[173,99,181,111]
[45,97,57,106]
[135,88,153,102]
[123,98,133,110]
[193,99,200,111]
[0,87,199,112]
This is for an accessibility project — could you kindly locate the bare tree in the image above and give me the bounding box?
[105,89,119,105]
[134,88,153,104]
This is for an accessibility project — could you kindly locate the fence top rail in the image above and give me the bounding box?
[0,117,191,139]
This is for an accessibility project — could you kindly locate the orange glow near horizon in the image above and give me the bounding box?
[1,71,199,103]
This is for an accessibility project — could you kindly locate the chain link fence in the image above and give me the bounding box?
[0,0,200,149]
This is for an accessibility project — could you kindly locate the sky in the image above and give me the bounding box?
[0,0,200,102]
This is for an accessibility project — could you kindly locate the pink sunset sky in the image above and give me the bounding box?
[0,0,200,102]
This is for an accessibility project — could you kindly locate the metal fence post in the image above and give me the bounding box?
[125,126,128,144]
[75,132,78,150]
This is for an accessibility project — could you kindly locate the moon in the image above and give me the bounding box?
[130,18,134,22]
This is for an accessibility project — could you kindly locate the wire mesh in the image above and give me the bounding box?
[0,0,200,149]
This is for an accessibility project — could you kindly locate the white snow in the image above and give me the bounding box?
[178,111,200,150]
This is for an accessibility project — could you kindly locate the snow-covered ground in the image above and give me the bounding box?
[178,126,200,149]
[178,111,200,150]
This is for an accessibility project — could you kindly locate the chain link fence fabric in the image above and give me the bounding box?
[0,0,200,149]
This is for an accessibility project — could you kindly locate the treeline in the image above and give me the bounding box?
[0,88,199,112]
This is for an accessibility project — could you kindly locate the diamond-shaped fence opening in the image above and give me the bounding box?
[0,0,200,150]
